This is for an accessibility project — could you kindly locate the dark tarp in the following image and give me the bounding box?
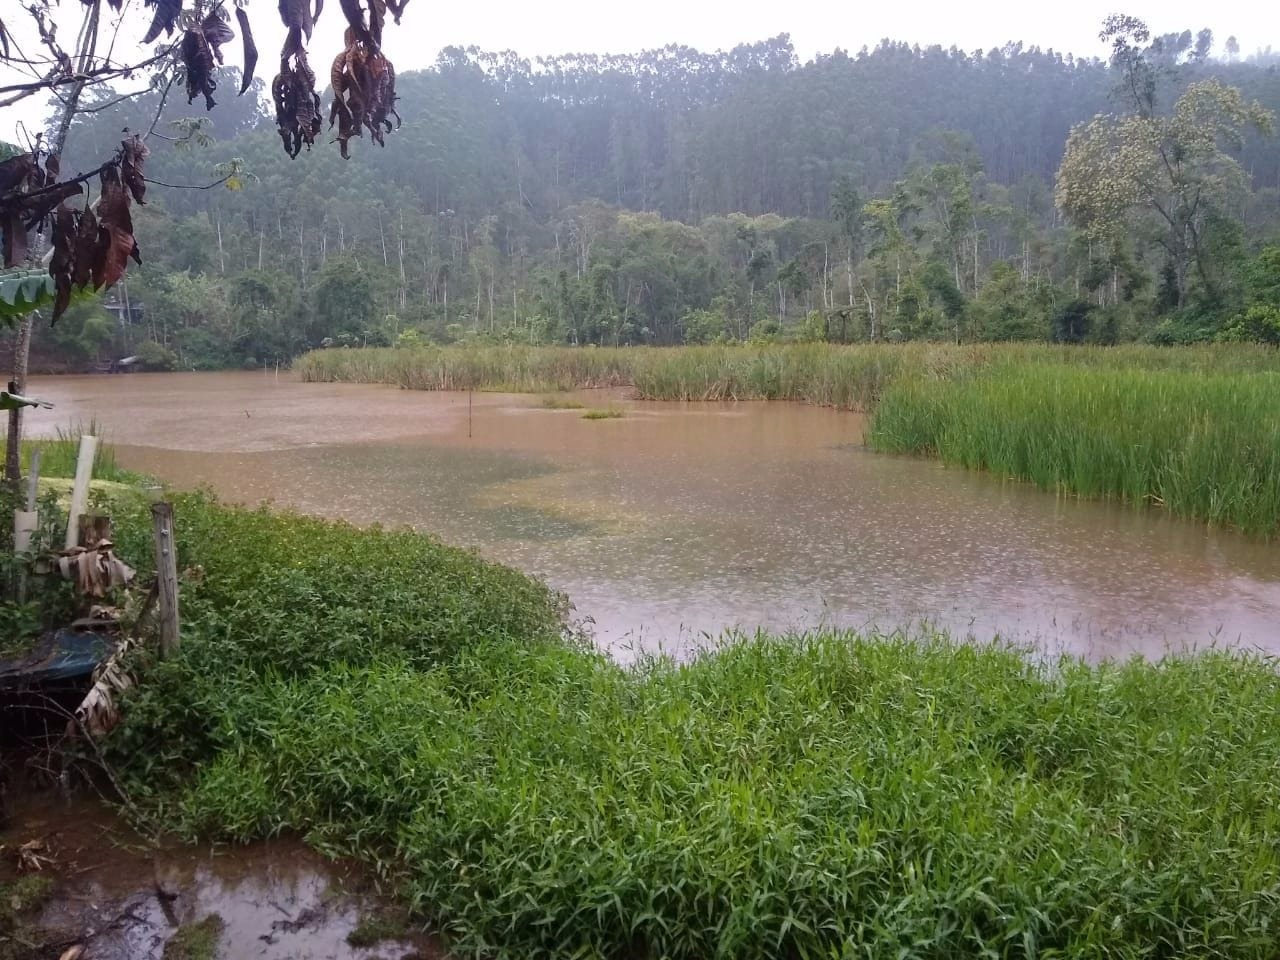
[0,628,114,689]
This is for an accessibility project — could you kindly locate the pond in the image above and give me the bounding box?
[27,370,1280,661]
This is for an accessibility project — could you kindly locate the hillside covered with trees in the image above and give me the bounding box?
[31,21,1280,370]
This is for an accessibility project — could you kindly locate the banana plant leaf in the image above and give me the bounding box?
[0,392,53,411]
[0,269,55,322]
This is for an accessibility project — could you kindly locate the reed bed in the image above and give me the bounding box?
[870,366,1280,536]
[99,493,1280,959]
[298,344,635,392]
[297,342,1280,406]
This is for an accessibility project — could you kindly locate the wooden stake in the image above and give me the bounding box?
[151,502,180,658]
[77,514,113,548]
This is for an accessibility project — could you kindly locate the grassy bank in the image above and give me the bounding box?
[90,497,1280,959]
[0,421,145,486]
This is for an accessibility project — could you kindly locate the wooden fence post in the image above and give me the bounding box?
[151,502,180,658]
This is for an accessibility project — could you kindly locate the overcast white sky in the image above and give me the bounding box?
[1,0,1274,141]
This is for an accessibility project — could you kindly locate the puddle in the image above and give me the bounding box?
[1,790,441,959]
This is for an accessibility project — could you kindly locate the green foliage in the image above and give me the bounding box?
[1051,299,1094,343]
[968,264,1048,340]
[747,318,781,343]
[162,915,225,960]
[870,363,1280,535]
[39,298,116,364]
[104,493,568,795]
[26,25,1273,372]
[395,327,424,348]
[0,270,54,322]
[128,620,1280,960]
[135,340,178,371]
[1217,305,1280,344]
[314,256,378,344]
[580,407,624,419]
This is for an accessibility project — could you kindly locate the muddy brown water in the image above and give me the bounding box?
[0,789,439,959]
[26,370,1280,661]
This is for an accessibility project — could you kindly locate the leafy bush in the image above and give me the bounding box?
[105,494,569,792]
[135,339,178,371]
[1218,305,1280,345]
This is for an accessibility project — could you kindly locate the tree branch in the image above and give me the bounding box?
[0,50,171,97]
[142,72,177,142]
[142,174,232,190]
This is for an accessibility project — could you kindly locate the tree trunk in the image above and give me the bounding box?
[216,211,225,274]
[8,47,91,486]
[5,321,33,486]
[846,249,854,309]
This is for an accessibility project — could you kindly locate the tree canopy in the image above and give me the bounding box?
[9,18,1280,368]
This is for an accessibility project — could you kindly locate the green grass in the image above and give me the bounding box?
[1,419,148,485]
[162,914,224,960]
[580,406,624,419]
[296,342,1280,406]
[536,395,586,409]
[91,496,1280,960]
[347,908,414,947]
[103,493,570,793]
[298,344,635,392]
[869,365,1280,536]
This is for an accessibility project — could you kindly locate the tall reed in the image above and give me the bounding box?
[297,342,1280,405]
[870,366,1280,535]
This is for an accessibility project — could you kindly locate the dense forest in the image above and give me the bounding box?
[26,22,1280,369]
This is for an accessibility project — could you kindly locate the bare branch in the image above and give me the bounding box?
[142,71,177,141]
[77,85,153,113]
[142,173,232,190]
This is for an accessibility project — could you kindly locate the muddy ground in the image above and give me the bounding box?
[0,787,441,960]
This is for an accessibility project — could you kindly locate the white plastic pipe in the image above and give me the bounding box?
[13,509,36,555]
[65,434,98,550]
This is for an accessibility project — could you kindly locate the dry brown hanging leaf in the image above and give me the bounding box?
[328,19,400,160]
[367,0,385,46]
[91,166,136,291]
[337,0,371,44]
[235,7,258,94]
[120,134,149,205]
[201,10,235,63]
[273,52,322,158]
[278,0,314,41]
[0,154,35,197]
[181,27,217,109]
[70,205,97,290]
[50,205,76,320]
[141,0,182,43]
